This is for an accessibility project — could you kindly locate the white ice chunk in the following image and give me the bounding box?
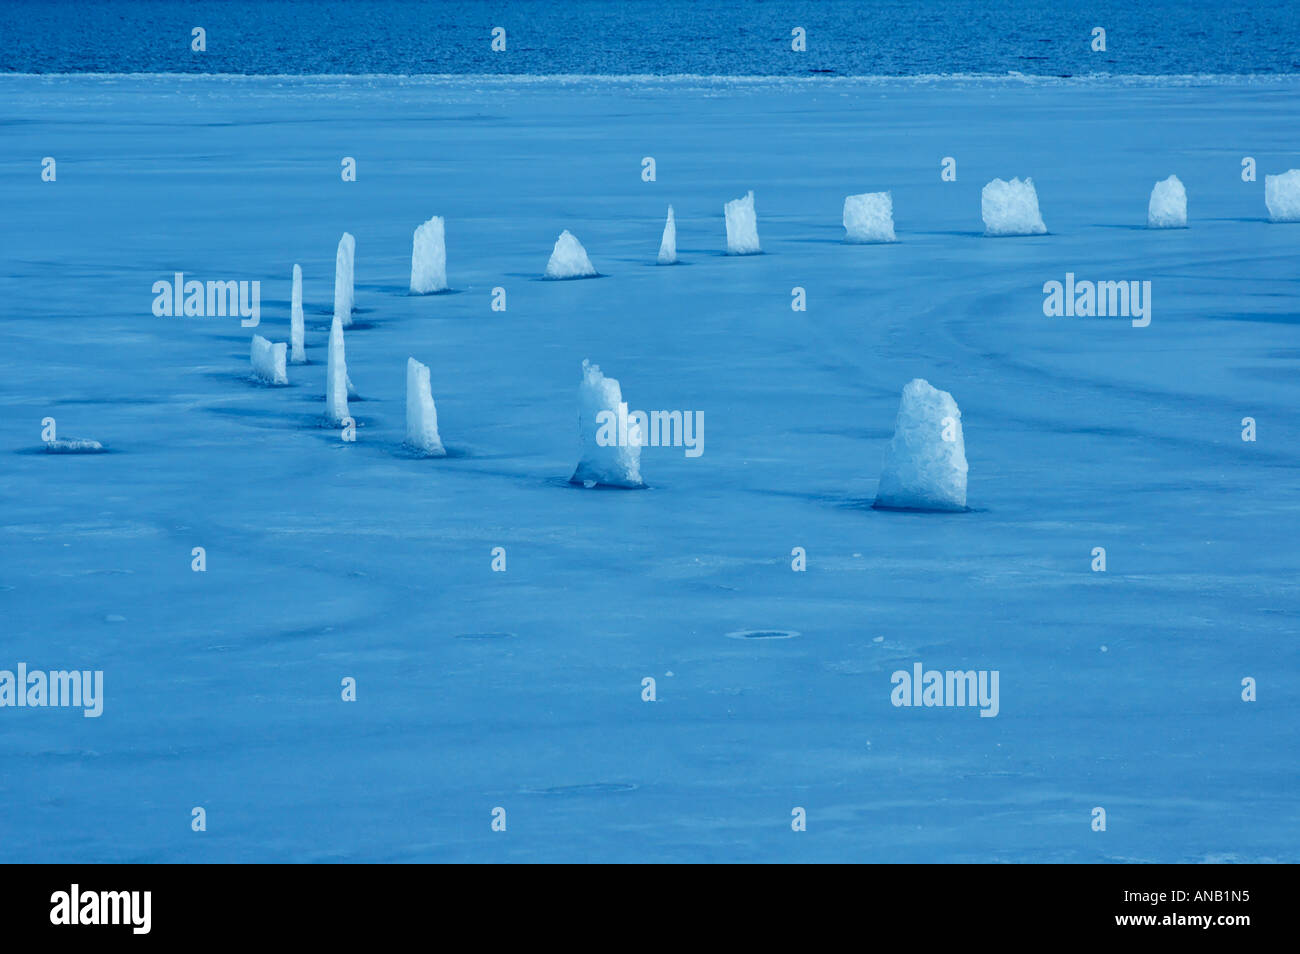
[333,231,355,327]
[545,230,597,279]
[724,190,761,254]
[843,191,897,243]
[1147,174,1188,228]
[874,379,968,512]
[405,357,446,457]
[410,215,448,294]
[250,334,288,386]
[981,177,1047,236]
[1265,169,1300,222]
[290,263,305,364]
[325,315,350,426]
[44,438,105,454]
[657,205,677,264]
[570,359,643,488]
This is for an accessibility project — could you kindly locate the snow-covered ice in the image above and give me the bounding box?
[843,191,897,243]
[1264,168,1300,222]
[404,356,445,457]
[325,315,349,425]
[333,231,355,327]
[290,263,305,364]
[570,359,643,488]
[981,177,1047,236]
[873,379,968,512]
[250,333,288,386]
[1148,174,1188,228]
[409,215,448,294]
[724,189,761,254]
[545,230,597,279]
[657,204,677,264]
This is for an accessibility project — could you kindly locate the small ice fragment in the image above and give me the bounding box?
[873,379,968,512]
[981,177,1047,236]
[325,315,350,426]
[404,356,446,456]
[44,438,105,454]
[410,216,448,293]
[333,232,355,327]
[290,264,305,364]
[1265,169,1300,222]
[724,190,761,254]
[843,191,897,243]
[545,230,597,279]
[250,334,288,385]
[657,205,677,264]
[570,359,643,488]
[1147,174,1188,228]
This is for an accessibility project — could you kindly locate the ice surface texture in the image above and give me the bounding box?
[545,230,597,279]
[250,334,288,386]
[843,191,896,243]
[981,177,1047,236]
[333,231,355,327]
[1265,169,1300,222]
[874,379,968,512]
[290,264,305,364]
[570,359,643,488]
[658,205,677,264]
[1148,174,1188,228]
[724,190,761,254]
[325,316,349,426]
[410,216,448,294]
[405,357,445,457]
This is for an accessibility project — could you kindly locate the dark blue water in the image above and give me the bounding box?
[1,0,1297,75]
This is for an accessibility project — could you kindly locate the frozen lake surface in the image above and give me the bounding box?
[1,74,1297,862]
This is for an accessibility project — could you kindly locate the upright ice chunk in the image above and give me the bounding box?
[657,205,677,264]
[545,230,597,279]
[290,264,305,364]
[724,190,761,254]
[410,216,448,294]
[405,357,446,457]
[570,359,643,488]
[1265,169,1300,222]
[843,191,897,243]
[981,177,1047,236]
[1147,174,1188,228]
[333,232,355,327]
[250,334,288,386]
[325,316,350,426]
[873,379,968,512]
